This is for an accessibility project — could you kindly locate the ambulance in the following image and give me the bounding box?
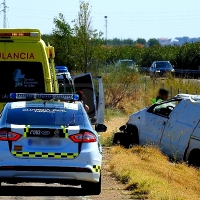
[0,28,58,111]
[0,29,105,125]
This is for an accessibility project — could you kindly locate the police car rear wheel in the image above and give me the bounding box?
[81,174,101,195]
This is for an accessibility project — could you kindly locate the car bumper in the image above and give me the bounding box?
[0,170,100,184]
[0,143,102,184]
[154,71,174,76]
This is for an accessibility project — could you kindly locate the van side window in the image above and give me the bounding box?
[147,100,181,118]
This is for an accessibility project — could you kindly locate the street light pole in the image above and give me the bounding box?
[104,16,107,45]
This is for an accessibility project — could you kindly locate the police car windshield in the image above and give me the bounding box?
[6,107,84,126]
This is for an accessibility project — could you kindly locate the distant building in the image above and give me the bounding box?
[158,38,172,46]
[158,37,200,46]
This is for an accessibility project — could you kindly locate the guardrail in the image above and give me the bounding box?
[140,67,200,78]
[174,69,200,78]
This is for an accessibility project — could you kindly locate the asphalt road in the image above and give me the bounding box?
[0,148,130,200]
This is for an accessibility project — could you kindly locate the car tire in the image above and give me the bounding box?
[188,149,200,167]
[81,174,101,195]
[113,132,124,145]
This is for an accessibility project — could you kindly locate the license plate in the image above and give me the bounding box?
[27,138,61,146]
[26,129,65,138]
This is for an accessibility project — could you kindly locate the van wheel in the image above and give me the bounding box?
[81,174,101,195]
[113,132,124,145]
[188,149,200,167]
[113,132,136,148]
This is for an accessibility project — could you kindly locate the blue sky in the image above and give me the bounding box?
[1,0,200,40]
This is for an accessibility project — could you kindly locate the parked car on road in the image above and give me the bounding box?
[150,61,175,77]
[116,59,138,71]
[55,66,69,73]
[0,93,107,194]
[113,94,200,166]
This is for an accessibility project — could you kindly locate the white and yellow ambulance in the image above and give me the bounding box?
[0,29,58,110]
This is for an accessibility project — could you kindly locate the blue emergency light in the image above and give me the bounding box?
[9,93,79,101]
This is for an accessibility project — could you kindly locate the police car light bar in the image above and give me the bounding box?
[9,93,79,101]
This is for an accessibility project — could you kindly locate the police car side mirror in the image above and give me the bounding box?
[119,125,126,131]
[95,124,107,132]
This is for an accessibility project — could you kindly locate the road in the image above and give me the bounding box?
[0,148,131,200]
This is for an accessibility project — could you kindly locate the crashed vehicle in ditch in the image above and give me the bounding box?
[113,94,200,166]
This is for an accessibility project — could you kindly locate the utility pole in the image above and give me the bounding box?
[0,0,8,28]
[104,16,107,45]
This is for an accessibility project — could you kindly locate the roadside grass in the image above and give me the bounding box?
[101,110,200,199]
[109,146,200,200]
[100,109,127,147]
[100,68,200,199]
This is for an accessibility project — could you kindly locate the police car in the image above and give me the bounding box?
[113,94,200,166]
[0,93,107,194]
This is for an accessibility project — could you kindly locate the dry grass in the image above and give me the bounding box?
[109,146,200,200]
[101,70,200,199]
[100,111,128,146]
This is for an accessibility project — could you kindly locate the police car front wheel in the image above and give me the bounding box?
[81,174,101,195]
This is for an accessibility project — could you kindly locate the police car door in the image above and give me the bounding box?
[72,73,105,125]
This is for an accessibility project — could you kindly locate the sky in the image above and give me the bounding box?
[1,0,200,40]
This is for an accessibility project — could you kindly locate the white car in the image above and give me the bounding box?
[115,59,138,71]
[113,94,200,166]
[0,93,107,194]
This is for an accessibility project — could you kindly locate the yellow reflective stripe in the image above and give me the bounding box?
[61,126,68,138]
[61,153,67,156]
[93,165,101,173]
[42,155,49,158]
[24,125,30,138]
[48,152,54,156]
[11,151,78,159]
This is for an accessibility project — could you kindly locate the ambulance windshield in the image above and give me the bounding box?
[0,61,45,100]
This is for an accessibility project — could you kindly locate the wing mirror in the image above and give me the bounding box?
[95,124,107,132]
[119,125,126,131]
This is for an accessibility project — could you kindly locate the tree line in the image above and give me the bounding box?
[42,1,200,71]
[105,38,160,47]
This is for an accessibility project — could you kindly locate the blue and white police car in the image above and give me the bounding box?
[0,93,107,194]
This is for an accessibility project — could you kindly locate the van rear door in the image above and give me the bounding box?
[72,73,105,125]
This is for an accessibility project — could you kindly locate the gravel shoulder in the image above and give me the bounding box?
[0,147,131,200]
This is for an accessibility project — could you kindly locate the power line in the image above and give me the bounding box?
[0,0,8,28]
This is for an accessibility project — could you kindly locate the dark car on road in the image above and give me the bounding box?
[150,61,175,77]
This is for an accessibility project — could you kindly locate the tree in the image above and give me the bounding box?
[136,38,146,46]
[52,13,73,69]
[73,1,103,72]
[148,38,160,47]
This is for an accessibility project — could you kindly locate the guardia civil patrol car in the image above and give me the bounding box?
[0,93,107,194]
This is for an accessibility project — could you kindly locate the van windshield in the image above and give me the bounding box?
[0,61,45,101]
